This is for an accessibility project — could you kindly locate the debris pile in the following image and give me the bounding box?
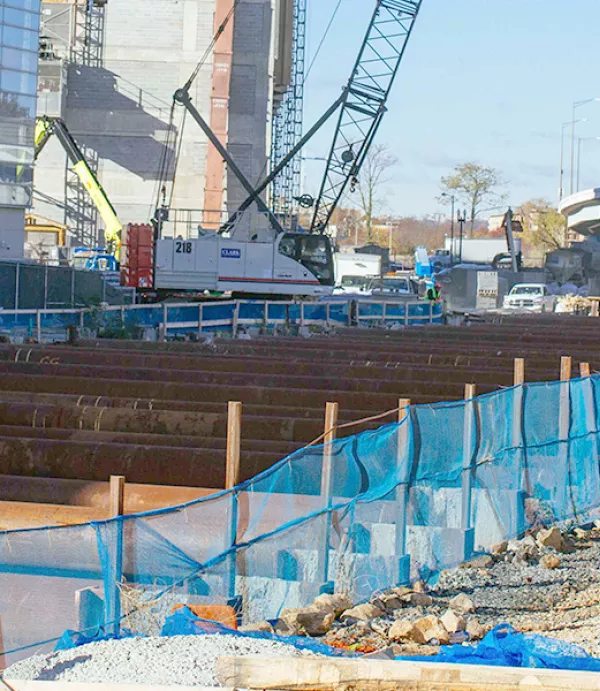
[253,524,600,656]
[5,524,600,686]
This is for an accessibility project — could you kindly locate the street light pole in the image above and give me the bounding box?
[577,137,582,192]
[576,136,600,193]
[560,119,587,201]
[570,98,600,195]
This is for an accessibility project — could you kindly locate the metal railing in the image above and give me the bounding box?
[0,299,443,343]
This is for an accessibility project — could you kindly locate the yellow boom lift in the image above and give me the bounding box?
[34,116,122,261]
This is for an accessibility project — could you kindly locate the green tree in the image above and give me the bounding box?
[518,199,566,251]
[440,162,506,235]
[355,144,397,243]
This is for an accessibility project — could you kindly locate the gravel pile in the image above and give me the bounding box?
[317,525,600,657]
[432,531,600,655]
[3,634,317,687]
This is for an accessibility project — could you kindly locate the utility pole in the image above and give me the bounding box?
[457,209,466,263]
[505,208,518,273]
[450,195,455,263]
[441,192,455,263]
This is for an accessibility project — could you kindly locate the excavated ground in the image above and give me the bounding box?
[0,313,596,512]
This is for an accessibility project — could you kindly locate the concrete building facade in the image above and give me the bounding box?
[0,0,40,259]
[34,0,294,245]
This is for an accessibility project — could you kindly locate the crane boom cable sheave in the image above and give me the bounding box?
[310,0,422,234]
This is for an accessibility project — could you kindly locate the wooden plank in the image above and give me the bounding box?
[215,655,600,691]
[558,356,572,520]
[0,475,215,513]
[512,359,527,520]
[108,475,125,518]
[581,362,592,377]
[225,401,242,490]
[513,357,525,386]
[395,398,411,583]
[3,683,228,691]
[560,356,572,382]
[0,501,105,530]
[461,384,477,560]
[318,401,339,589]
[0,611,5,671]
[225,401,242,598]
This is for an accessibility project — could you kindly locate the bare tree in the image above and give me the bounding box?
[518,198,566,251]
[440,162,506,235]
[332,207,364,246]
[355,144,397,243]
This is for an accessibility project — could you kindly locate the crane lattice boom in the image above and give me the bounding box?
[310,0,422,234]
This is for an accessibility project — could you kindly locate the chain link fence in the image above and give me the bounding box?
[0,261,135,310]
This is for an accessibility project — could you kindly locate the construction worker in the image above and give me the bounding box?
[426,283,441,303]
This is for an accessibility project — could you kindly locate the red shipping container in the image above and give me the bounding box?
[137,225,154,247]
[136,245,153,268]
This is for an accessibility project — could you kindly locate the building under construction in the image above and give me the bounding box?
[33,0,299,246]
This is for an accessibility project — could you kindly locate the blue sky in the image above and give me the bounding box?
[300,0,600,219]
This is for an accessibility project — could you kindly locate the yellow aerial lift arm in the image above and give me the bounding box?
[34,117,122,260]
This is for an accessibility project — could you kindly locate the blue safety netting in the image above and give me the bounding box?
[1,374,599,666]
[408,624,600,672]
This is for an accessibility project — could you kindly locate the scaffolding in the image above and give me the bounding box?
[270,0,306,230]
[64,0,106,246]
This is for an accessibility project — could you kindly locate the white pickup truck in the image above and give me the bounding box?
[503,283,555,312]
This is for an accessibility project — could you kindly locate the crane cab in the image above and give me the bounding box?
[154,231,334,297]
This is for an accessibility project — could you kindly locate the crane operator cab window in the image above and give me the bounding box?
[278,233,335,286]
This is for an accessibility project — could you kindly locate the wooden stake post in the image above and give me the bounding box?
[225,402,242,599]
[317,402,339,592]
[109,475,125,518]
[106,475,125,638]
[395,398,411,584]
[558,357,572,515]
[578,362,600,507]
[512,359,527,533]
[0,613,4,671]
[462,384,477,561]
[226,402,242,491]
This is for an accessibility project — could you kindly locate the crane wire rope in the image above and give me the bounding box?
[305,0,345,82]
[149,99,176,221]
[152,0,241,223]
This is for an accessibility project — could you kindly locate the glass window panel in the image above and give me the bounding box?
[4,0,40,12]
[0,162,18,184]
[0,91,35,118]
[0,142,34,164]
[1,68,37,94]
[2,47,37,72]
[0,120,33,145]
[2,25,37,50]
[4,7,38,29]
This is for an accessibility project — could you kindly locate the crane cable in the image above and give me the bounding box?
[183,0,242,93]
[150,99,177,222]
[305,0,345,82]
[154,0,242,220]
